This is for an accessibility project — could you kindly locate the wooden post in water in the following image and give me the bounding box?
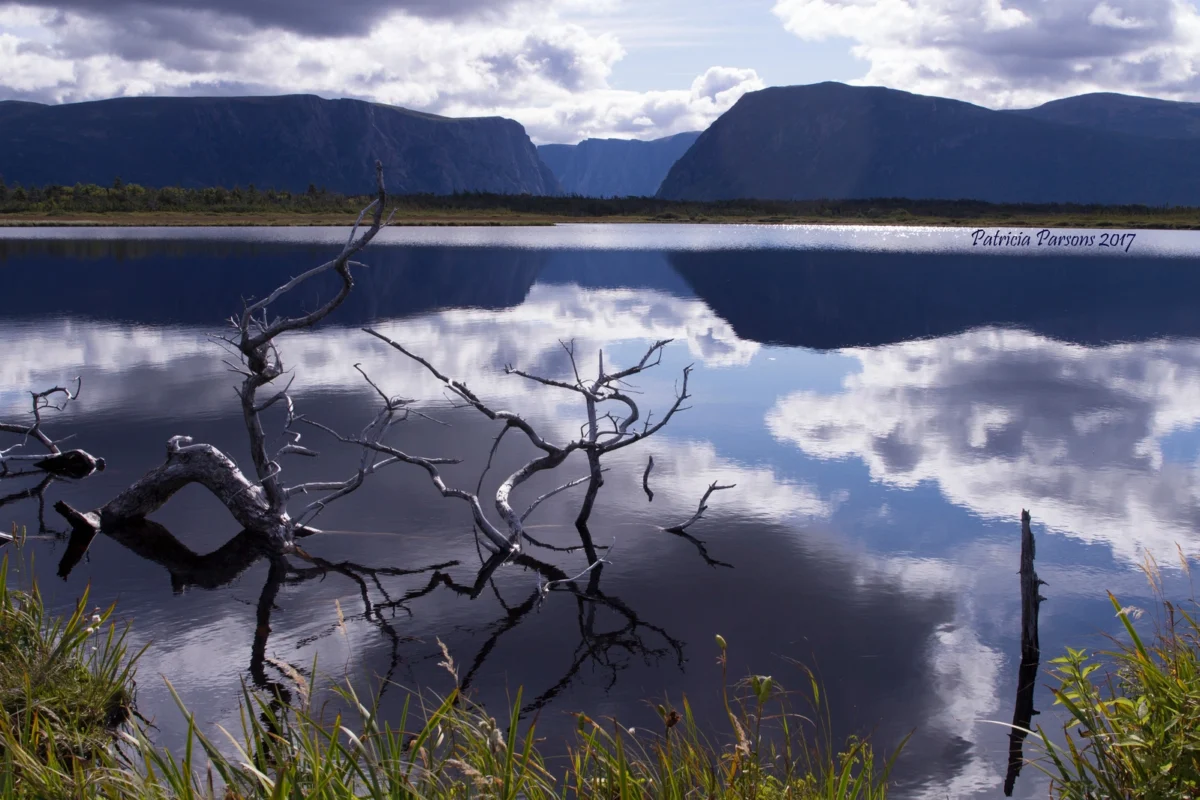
[1004,509,1045,796]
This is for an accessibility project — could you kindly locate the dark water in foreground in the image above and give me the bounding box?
[5,224,1200,799]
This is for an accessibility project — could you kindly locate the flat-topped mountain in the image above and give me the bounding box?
[538,131,701,197]
[658,82,1200,205]
[0,94,561,195]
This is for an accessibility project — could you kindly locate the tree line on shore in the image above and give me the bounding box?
[0,175,1194,222]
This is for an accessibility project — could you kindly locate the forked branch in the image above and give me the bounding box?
[1,379,103,478]
[57,165,399,549]
[665,481,736,534]
[360,335,696,556]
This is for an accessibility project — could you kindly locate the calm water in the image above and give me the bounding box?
[5,224,1200,799]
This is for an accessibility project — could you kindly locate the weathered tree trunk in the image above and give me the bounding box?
[55,436,293,549]
[1004,509,1045,797]
[54,165,394,551]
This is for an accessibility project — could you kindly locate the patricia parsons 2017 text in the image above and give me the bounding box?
[971,229,1137,252]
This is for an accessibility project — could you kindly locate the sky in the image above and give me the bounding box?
[1,0,1200,143]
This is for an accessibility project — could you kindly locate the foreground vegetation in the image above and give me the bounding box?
[6,532,1200,799]
[3,178,1200,228]
[1019,555,1200,799]
[0,539,902,799]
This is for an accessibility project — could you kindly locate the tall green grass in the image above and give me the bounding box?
[0,534,904,799]
[17,524,1200,800]
[0,535,145,794]
[1014,552,1200,799]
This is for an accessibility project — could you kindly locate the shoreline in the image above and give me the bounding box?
[3,212,1200,229]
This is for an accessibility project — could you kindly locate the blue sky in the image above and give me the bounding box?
[1,0,1198,143]
[563,0,865,91]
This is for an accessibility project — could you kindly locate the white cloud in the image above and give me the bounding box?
[0,282,759,423]
[0,4,761,142]
[1089,2,1154,29]
[767,328,1200,564]
[772,0,1200,107]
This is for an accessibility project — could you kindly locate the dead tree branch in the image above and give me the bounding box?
[362,333,694,557]
[299,409,514,550]
[56,164,398,550]
[0,379,103,478]
[1005,509,1046,797]
[664,481,736,534]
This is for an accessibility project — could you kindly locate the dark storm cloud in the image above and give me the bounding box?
[5,0,530,38]
[37,8,247,70]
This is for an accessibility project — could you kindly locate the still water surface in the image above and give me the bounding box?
[5,224,1200,798]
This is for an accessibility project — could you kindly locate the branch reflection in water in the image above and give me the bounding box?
[55,497,695,722]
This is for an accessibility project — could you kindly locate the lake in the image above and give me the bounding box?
[4,223,1200,799]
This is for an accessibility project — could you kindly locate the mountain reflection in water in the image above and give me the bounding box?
[4,226,1200,800]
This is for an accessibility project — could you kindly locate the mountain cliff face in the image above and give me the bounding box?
[0,95,561,195]
[657,83,1200,205]
[538,132,700,197]
[1012,93,1200,139]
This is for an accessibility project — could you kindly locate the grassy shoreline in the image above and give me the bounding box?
[0,536,901,799]
[3,532,1199,798]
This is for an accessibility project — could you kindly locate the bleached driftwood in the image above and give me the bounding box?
[57,164,397,551]
[55,435,291,543]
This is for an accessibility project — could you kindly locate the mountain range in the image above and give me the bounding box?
[537,132,700,197]
[0,94,559,195]
[657,83,1200,204]
[4,85,1200,204]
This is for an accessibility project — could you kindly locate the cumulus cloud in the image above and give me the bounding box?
[766,328,1200,564]
[0,2,761,141]
[772,0,1200,106]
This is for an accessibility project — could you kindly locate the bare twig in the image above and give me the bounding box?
[521,469,609,523]
[642,455,655,502]
[1,379,103,477]
[539,541,617,594]
[301,415,512,552]
[664,481,735,534]
[476,423,513,495]
[364,335,696,559]
[364,329,568,457]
